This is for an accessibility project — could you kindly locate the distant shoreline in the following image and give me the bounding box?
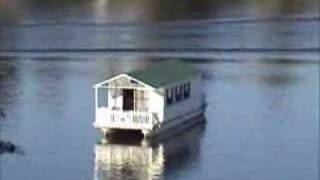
[0,47,319,53]
[0,15,319,28]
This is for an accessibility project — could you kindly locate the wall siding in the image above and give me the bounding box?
[148,90,164,123]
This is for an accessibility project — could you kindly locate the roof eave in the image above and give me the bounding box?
[93,73,156,90]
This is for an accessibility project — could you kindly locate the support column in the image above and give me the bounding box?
[101,128,111,144]
[141,130,150,138]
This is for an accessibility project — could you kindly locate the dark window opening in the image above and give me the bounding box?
[175,86,182,101]
[184,82,190,98]
[130,80,138,84]
[123,89,134,111]
[166,89,173,105]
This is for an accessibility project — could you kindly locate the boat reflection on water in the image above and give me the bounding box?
[94,121,205,180]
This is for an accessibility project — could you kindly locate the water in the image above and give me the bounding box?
[1,0,319,61]
[0,0,319,180]
[0,57,318,180]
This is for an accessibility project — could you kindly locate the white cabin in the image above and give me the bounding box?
[93,61,205,137]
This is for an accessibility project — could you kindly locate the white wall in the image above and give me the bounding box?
[107,89,123,110]
[163,76,204,121]
[105,88,164,120]
[147,89,164,123]
[97,75,203,123]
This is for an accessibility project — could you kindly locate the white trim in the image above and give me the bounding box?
[161,75,200,89]
[93,74,127,88]
[122,74,155,90]
[94,109,154,130]
[93,74,155,90]
[95,88,98,109]
[97,86,151,91]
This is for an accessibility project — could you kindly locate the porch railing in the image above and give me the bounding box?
[94,108,154,130]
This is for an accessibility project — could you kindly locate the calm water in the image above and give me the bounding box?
[1,0,320,61]
[0,57,319,180]
[0,0,320,180]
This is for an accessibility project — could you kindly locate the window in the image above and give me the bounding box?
[184,82,190,98]
[175,86,182,102]
[98,89,108,108]
[166,82,190,106]
[166,89,174,105]
[136,90,149,112]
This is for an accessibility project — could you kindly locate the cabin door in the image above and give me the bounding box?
[123,89,134,111]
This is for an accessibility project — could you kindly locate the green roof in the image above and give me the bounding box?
[128,60,200,88]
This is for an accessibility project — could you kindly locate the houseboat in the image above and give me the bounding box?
[93,60,206,138]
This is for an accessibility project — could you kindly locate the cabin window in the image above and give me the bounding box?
[135,90,148,112]
[175,86,182,102]
[184,82,190,98]
[98,89,108,108]
[166,89,173,105]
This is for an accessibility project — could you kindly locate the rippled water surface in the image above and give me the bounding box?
[0,0,319,180]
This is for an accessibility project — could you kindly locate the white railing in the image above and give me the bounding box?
[94,108,154,130]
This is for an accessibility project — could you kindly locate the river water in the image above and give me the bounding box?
[0,0,319,180]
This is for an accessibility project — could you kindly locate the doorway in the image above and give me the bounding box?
[123,89,134,111]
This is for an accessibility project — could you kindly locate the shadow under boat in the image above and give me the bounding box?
[94,120,206,180]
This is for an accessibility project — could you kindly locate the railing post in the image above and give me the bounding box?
[99,111,153,130]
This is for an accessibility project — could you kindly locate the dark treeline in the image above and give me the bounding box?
[0,0,318,23]
[153,0,316,20]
